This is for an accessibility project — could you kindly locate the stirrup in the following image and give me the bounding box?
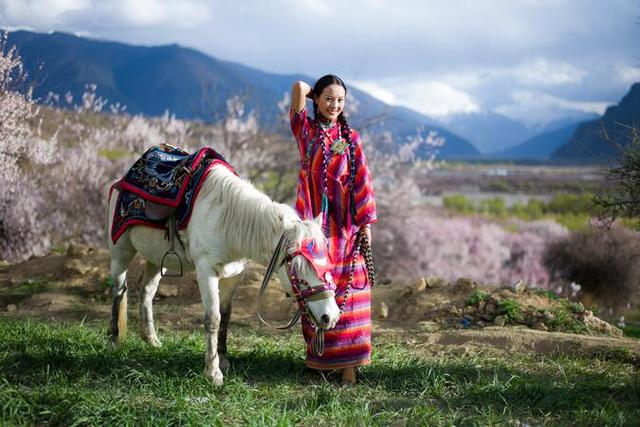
[161,215,183,277]
[161,249,183,277]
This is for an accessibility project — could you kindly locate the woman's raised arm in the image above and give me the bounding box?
[291,81,311,113]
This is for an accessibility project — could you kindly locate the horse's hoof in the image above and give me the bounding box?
[144,336,162,348]
[108,332,121,346]
[205,369,224,386]
[219,355,231,371]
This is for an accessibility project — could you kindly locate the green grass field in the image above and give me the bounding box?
[0,319,639,426]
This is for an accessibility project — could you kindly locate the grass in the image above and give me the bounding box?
[465,290,488,306]
[0,319,639,426]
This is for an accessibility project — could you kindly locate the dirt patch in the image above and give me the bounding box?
[0,245,636,359]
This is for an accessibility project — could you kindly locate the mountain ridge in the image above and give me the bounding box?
[552,82,640,163]
[7,30,480,158]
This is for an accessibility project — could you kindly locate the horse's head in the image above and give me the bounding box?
[277,216,340,330]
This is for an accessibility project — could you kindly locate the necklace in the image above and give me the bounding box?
[317,121,347,155]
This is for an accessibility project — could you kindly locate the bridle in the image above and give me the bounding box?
[257,234,337,355]
[257,229,376,357]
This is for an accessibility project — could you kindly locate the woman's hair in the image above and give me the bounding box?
[311,74,347,121]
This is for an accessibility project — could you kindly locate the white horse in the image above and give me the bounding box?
[107,164,341,385]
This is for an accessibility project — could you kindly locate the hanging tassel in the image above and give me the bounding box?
[320,194,329,234]
[311,329,325,356]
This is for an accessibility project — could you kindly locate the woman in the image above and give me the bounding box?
[289,75,376,385]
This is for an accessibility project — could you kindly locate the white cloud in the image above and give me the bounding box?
[354,78,481,117]
[617,65,640,84]
[0,0,90,24]
[0,0,213,29]
[496,90,608,125]
[0,0,635,124]
[351,80,397,105]
[514,58,587,86]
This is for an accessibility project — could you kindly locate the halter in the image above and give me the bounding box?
[257,234,337,333]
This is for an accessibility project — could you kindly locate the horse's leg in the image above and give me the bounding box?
[195,262,223,385]
[109,240,136,344]
[217,275,242,370]
[139,262,163,347]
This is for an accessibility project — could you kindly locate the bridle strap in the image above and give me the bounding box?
[257,234,302,330]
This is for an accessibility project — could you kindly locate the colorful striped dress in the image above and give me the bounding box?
[290,108,377,370]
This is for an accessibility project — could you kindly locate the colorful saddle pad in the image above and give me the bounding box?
[110,144,235,244]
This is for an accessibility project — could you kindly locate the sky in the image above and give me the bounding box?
[1,0,638,126]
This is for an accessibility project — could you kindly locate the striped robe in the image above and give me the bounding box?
[290,108,377,370]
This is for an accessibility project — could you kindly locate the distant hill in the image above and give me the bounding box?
[441,111,531,153]
[551,83,640,163]
[491,122,583,161]
[7,30,479,159]
[441,111,592,155]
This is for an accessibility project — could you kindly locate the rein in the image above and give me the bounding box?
[256,229,376,357]
[256,235,301,330]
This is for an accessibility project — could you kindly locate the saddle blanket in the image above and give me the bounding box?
[110,144,235,244]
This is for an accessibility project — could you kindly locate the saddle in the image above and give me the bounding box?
[111,144,235,276]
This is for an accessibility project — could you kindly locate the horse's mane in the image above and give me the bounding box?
[200,166,326,263]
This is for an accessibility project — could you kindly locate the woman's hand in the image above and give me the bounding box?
[291,81,312,113]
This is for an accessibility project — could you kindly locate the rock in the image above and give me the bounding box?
[493,315,506,326]
[531,321,548,331]
[617,316,626,329]
[425,276,446,288]
[583,311,623,337]
[445,304,460,316]
[464,306,477,315]
[478,300,487,312]
[480,313,494,321]
[412,277,426,294]
[484,302,497,315]
[63,258,92,276]
[454,277,476,293]
[513,280,527,294]
[67,243,91,258]
[157,284,179,298]
[378,302,389,319]
[497,288,517,299]
[6,304,17,312]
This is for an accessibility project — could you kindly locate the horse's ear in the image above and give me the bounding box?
[313,214,323,228]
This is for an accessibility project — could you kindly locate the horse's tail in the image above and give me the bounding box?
[117,290,128,340]
[106,180,120,248]
[106,179,129,343]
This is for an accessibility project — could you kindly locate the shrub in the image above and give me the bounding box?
[543,226,640,309]
[496,298,523,322]
[442,194,473,214]
[478,197,507,218]
[545,193,597,215]
[465,290,489,306]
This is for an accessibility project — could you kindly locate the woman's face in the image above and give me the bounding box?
[314,84,346,122]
